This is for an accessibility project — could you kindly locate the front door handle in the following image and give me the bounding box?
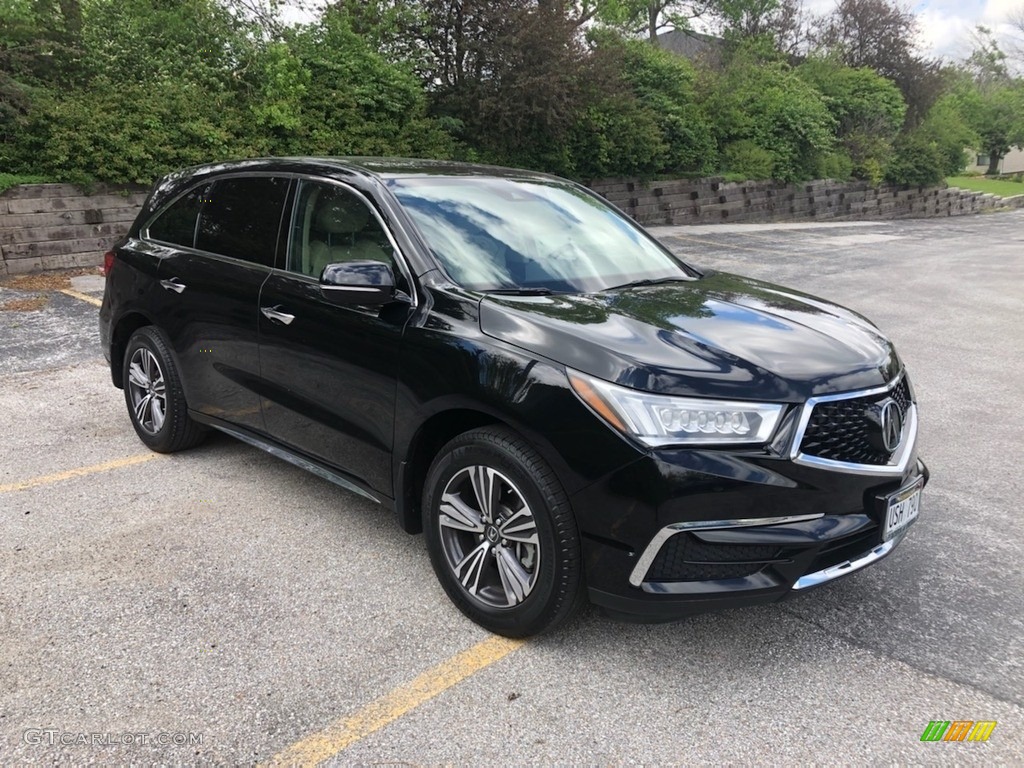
[261,306,295,326]
[160,278,186,294]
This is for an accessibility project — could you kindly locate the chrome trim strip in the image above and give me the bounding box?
[141,170,280,236]
[789,372,918,477]
[794,404,918,477]
[320,284,387,292]
[142,240,278,275]
[141,172,419,309]
[628,513,824,588]
[792,535,902,590]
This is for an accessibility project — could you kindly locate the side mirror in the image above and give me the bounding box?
[319,260,396,305]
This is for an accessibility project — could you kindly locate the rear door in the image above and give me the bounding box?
[149,175,291,431]
[256,178,415,494]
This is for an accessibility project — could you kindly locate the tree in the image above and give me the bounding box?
[416,0,594,171]
[0,0,89,87]
[883,132,944,185]
[712,0,804,54]
[965,25,1011,86]
[79,0,256,91]
[797,57,905,181]
[1003,7,1024,69]
[593,33,717,175]
[810,0,914,74]
[2,0,259,182]
[6,0,1010,189]
[701,45,836,181]
[568,86,668,178]
[915,93,977,177]
[955,32,1024,175]
[268,6,453,157]
[0,0,37,144]
[809,0,942,126]
[11,79,249,184]
[321,0,431,75]
[219,0,294,38]
[596,0,717,43]
[1,0,453,182]
[957,82,1024,175]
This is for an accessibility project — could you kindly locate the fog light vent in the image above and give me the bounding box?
[647,534,781,582]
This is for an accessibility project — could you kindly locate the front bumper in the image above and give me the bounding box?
[574,443,929,622]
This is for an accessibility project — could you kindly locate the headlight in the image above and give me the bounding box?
[567,370,784,448]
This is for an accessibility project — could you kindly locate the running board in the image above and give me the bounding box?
[208,422,382,505]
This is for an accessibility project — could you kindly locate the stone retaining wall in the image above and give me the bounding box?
[2,178,1022,275]
[590,177,1024,226]
[0,184,147,275]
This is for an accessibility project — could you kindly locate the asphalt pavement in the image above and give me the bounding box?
[1,212,1022,764]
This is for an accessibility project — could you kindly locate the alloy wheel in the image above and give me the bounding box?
[126,347,167,435]
[437,465,541,609]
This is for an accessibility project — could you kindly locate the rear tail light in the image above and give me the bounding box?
[102,250,115,277]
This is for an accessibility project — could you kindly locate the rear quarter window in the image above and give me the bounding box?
[147,184,210,248]
[195,176,290,267]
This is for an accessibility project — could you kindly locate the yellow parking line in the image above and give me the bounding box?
[58,288,102,307]
[268,635,525,766]
[0,453,157,493]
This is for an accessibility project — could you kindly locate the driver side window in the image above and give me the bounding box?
[288,180,396,279]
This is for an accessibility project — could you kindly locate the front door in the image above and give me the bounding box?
[257,179,415,494]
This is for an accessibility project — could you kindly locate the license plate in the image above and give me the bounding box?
[884,479,923,540]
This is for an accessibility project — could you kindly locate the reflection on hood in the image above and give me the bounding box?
[479,272,900,401]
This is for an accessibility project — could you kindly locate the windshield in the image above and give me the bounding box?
[386,176,695,293]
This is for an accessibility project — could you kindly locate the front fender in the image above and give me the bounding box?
[392,306,643,534]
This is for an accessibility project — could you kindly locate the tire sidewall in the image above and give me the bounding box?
[423,434,574,636]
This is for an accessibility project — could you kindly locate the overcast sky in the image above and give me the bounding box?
[889,0,1020,60]
[281,0,1024,63]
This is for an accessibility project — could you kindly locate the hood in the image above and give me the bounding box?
[478,272,901,401]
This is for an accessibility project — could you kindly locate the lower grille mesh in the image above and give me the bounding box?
[647,534,781,582]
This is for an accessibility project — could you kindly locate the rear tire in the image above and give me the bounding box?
[422,426,584,637]
[122,327,206,453]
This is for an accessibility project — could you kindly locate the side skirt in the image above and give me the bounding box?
[192,413,386,506]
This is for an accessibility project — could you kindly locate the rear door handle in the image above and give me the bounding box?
[261,306,295,326]
[160,278,186,294]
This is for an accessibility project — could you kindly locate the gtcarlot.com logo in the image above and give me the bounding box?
[23,729,203,747]
[920,720,997,742]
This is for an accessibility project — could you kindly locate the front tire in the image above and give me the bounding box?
[422,426,584,637]
[122,327,206,453]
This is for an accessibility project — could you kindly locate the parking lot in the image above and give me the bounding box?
[1,211,1022,763]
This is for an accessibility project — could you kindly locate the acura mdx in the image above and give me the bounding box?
[100,158,927,637]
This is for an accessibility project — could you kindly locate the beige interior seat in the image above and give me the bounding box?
[307,193,391,279]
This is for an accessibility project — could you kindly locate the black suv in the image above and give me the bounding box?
[100,158,927,636]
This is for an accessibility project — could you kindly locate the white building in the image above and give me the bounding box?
[968,148,1024,174]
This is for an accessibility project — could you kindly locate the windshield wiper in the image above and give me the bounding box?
[481,287,555,296]
[604,276,691,291]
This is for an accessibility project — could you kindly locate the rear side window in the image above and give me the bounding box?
[195,176,290,266]
[147,184,210,247]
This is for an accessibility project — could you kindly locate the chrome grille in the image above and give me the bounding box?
[799,376,912,466]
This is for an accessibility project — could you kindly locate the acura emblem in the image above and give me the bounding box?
[879,400,903,453]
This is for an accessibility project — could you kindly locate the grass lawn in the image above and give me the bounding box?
[0,172,49,193]
[946,176,1024,197]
